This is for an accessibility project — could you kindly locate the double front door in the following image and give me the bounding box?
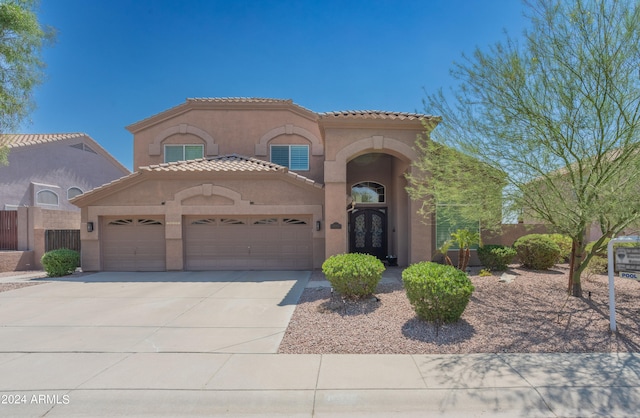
[349,208,387,260]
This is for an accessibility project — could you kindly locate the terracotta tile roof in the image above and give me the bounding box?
[187,97,316,114]
[0,132,88,147]
[143,154,285,173]
[318,110,439,121]
[143,154,323,188]
[187,97,291,105]
[72,154,322,204]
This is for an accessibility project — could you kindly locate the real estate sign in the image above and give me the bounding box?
[615,247,640,280]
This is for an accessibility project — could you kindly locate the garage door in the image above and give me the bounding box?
[102,217,166,271]
[184,216,312,270]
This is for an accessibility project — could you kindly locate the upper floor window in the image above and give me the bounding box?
[67,187,83,200]
[36,190,59,206]
[351,182,385,204]
[164,144,204,163]
[270,145,309,170]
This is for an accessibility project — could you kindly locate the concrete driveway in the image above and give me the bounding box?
[0,270,309,354]
[1,271,640,417]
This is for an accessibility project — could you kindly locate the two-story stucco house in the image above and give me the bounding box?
[71,98,441,271]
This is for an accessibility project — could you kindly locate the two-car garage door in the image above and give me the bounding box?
[101,215,313,271]
[184,216,313,270]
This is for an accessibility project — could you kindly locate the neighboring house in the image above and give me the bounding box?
[71,98,442,271]
[0,133,130,271]
[0,133,130,211]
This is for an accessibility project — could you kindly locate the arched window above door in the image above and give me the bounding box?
[351,182,385,204]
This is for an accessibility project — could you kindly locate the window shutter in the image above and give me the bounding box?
[271,145,289,166]
[165,146,184,163]
[289,145,309,170]
[184,145,203,160]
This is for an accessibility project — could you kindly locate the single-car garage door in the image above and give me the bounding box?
[102,217,166,271]
[184,216,312,270]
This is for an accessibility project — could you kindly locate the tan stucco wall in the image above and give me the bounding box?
[79,174,324,271]
[77,101,441,271]
[322,124,433,265]
[132,108,325,184]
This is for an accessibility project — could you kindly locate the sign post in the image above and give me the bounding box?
[608,236,640,332]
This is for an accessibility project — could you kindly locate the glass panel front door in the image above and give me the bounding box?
[349,208,387,260]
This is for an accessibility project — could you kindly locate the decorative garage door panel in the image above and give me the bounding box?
[102,217,166,271]
[184,216,312,270]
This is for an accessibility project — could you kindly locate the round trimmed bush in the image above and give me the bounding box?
[513,234,560,270]
[477,245,516,271]
[545,234,572,263]
[322,253,385,298]
[402,262,474,323]
[41,249,80,277]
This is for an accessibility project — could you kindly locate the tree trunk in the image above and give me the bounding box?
[569,238,584,298]
[571,268,583,297]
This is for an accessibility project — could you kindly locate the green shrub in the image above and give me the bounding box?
[41,249,80,277]
[477,245,516,271]
[402,262,474,323]
[545,234,572,263]
[322,253,385,298]
[585,255,608,275]
[513,234,561,270]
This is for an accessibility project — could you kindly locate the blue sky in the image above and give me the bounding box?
[21,0,529,170]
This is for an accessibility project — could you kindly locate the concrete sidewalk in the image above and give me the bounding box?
[1,352,638,417]
[0,271,638,416]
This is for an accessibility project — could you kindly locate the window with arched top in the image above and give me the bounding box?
[36,190,59,206]
[351,182,385,204]
[67,187,83,199]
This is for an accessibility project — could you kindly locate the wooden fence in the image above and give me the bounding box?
[0,211,18,250]
[45,229,81,252]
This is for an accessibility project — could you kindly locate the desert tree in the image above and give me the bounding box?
[408,0,640,297]
[0,0,54,164]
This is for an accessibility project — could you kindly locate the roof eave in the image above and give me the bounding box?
[126,98,319,133]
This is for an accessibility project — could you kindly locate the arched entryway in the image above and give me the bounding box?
[346,152,410,264]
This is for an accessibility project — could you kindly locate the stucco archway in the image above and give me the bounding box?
[324,136,428,266]
[255,124,324,156]
[148,124,218,157]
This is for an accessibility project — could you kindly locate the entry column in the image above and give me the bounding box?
[324,160,348,257]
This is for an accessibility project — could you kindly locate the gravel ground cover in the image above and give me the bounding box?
[0,282,43,293]
[279,265,640,354]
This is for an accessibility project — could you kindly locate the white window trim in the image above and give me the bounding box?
[67,186,84,200]
[36,189,60,207]
[163,144,205,163]
[351,181,386,204]
[269,144,310,171]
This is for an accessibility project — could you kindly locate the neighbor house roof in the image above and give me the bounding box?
[0,132,130,175]
[1,132,88,148]
[71,154,322,206]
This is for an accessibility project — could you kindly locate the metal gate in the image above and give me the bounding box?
[45,229,81,252]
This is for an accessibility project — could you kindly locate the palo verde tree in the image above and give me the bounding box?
[0,0,54,165]
[408,0,640,297]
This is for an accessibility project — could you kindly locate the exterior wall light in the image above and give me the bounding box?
[316,221,321,231]
[87,222,94,232]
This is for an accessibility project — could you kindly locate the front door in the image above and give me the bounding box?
[349,208,387,260]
